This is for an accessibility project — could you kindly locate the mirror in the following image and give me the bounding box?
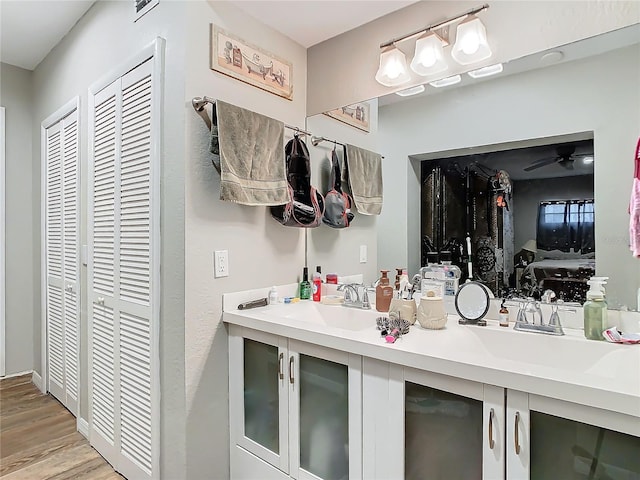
[306,25,640,310]
[455,282,491,323]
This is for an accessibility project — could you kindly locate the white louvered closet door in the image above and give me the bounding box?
[45,109,79,416]
[89,56,157,480]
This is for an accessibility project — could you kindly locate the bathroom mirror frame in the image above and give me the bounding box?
[306,24,640,310]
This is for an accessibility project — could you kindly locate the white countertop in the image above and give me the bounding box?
[223,293,640,422]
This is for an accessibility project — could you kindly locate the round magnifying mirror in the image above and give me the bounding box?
[455,281,490,325]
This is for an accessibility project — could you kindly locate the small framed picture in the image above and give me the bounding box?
[135,0,159,22]
[324,102,371,132]
[210,25,294,101]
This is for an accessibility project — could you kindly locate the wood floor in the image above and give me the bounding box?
[0,374,122,479]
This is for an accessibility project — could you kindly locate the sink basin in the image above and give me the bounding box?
[266,302,378,332]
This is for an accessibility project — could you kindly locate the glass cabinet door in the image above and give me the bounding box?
[530,412,640,479]
[289,341,362,480]
[229,327,289,473]
[405,381,484,480]
[243,338,280,453]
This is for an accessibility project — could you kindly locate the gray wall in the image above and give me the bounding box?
[512,175,594,257]
[0,63,35,376]
[183,2,307,477]
[307,1,639,114]
[31,1,187,477]
[378,44,640,309]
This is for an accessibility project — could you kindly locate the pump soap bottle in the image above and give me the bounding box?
[583,277,608,340]
[376,270,393,312]
[299,267,311,300]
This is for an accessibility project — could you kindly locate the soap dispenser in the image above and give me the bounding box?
[376,270,393,312]
[583,277,608,340]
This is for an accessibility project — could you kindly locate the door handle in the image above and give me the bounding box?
[514,411,521,455]
[488,408,495,450]
[289,356,294,385]
[97,297,105,306]
[278,352,284,380]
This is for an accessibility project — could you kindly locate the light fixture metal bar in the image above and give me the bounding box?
[379,3,489,49]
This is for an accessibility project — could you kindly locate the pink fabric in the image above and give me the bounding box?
[630,138,640,257]
[631,178,640,257]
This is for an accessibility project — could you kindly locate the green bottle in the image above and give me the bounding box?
[299,267,311,300]
[583,278,608,341]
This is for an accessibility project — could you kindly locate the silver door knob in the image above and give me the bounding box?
[97,297,105,306]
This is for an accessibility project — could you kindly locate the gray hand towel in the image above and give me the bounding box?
[342,144,383,215]
[210,100,289,206]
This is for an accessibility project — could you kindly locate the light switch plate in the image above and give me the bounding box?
[214,250,229,278]
[359,245,367,263]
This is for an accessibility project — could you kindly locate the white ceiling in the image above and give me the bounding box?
[1,0,95,70]
[230,0,417,48]
[0,0,416,71]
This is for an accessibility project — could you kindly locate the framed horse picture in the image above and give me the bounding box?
[210,25,294,100]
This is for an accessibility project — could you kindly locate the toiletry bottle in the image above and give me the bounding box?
[499,301,509,327]
[395,268,403,291]
[312,269,322,302]
[269,286,278,305]
[583,277,608,340]
[376,270,393,312]
[300,267,311,300]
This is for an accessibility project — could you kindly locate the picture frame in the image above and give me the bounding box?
[210,25,294,101]
[324,102,371,132]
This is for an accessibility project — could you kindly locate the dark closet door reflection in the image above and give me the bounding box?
[531,412,640,480]
[405,381,483,480]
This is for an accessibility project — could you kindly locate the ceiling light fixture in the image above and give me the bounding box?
[410,32,448,76]
[395,85,426,97]
[429,75,461,88]
[375,45,411,87]
[375,4,490,87]
[451,15,492,65]
[467,63,503,78]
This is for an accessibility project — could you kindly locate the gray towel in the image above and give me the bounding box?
[342,144,383,215]
[210,100,289,206]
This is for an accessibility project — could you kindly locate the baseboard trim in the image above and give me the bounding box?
[31,371,43,392]
[77,417,89,439]
[1,369,33,380]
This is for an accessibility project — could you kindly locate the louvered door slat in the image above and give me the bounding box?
[120,311,152,473]
[47,285,64,387]
[93,94,117,297]
[92,304,116,444]
[47,130,63,281]
[62,112,79,409]
[120,73,151,306]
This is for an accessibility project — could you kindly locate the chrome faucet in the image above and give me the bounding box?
[510,297,565,336]
[338,283,371,309]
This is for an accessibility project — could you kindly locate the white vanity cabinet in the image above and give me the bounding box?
[507,390,640,480]
[228,325,362,480]
[362,359,505,480]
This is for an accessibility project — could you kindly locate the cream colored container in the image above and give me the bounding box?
[417,292,448,329]
[389,298,417,325]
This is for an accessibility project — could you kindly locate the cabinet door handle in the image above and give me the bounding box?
[514,411,521,455]
[289,356,294,385]
[488,408,495,450]
[278,352,284,380]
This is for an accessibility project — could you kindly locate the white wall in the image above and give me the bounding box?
[378,44,640,308]
[0,63,34,376]
[31,2,187,477]
[306,99,379,284]
[307,0,640,114]
[183,2,307,477]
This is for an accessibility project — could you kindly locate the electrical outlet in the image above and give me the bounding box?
[214,250,229,278]
[359,245,367,263]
